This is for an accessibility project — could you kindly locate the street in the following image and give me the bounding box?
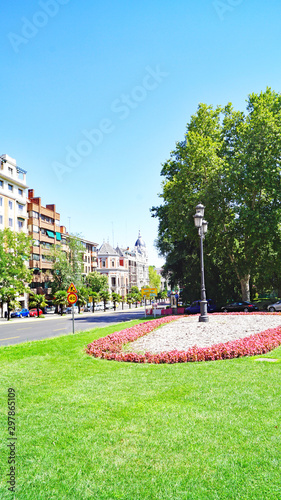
[0,308,145,347]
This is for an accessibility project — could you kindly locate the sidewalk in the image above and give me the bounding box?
[0,306,145,325]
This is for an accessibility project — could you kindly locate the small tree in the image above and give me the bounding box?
[76,286,88,313]
[120,296,126,310]
[126,294,133,309]
[99,290,111,312]
[111,292,121,311]
[90,291,100,313]
[130,287,142,308]
[53,290,68,316]
[29,293,47,318]
[0,288,19,321]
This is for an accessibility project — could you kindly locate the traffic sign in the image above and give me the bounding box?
[67,292,77,305]
[67,282,78,294]
[141,287,157,298]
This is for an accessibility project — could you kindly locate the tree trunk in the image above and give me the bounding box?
[92,302,95,313]
[240,275,250,301]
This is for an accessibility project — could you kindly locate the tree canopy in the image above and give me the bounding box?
[152,88,281,302]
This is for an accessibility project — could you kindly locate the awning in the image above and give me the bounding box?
[56,232,61,241]
[47,230,55,238]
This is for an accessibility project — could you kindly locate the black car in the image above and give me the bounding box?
[221,301,259,313]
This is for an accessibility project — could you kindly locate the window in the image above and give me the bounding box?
[41,214,54,224]
[111,260,115,267]
[9,218,13,227]
[32,254,40,261]
[0,197,2,207]
[0,180,3,188]
[29,210,39,218]
[33,225,39,233]
[9,201,13,209]
[18,204,24,212]
[111,277,116,286]
[0,215,3,224]
[18,188,23,196]
[18,220,24,229]
[33,240,40,247]
[102,260,106,268]
[8,167,13,176]
[8,184,13,192]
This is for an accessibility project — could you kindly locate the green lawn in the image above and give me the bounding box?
[1,319,281,500]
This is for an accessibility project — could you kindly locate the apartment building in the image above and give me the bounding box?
[27,189,66,295]
[80,237,98,276]
[0,154,28,234]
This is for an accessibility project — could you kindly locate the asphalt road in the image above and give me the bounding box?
[0,308,145,347]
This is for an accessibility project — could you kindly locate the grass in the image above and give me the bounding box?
[0,318,281,500]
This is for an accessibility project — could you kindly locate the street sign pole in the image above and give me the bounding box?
[72,304,75,334]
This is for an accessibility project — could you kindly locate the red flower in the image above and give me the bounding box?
[85,313,281,364]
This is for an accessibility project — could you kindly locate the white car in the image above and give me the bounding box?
[267,300,281,312]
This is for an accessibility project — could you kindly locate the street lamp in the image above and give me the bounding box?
[193,204,209,322]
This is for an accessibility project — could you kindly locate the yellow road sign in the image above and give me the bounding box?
[67,292,77,305]
[67,282,78,294]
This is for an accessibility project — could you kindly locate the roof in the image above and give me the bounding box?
[135,231,146,248]
[98,242,118,256]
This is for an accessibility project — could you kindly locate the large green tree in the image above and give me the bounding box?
[0,229,32,319]
[50,234,84,293]
[148,266,161,292]
[152,89,281,302]
[85,271,108,293]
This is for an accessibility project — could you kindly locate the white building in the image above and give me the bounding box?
[97,241,129,296]
[0,154,28,234]
[124,232,149,290]
[0,154,29,313]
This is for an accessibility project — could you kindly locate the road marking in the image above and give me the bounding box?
[0,336,20,341]
[53,328,67,331]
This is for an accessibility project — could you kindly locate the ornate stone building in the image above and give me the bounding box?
[96,232,149,296]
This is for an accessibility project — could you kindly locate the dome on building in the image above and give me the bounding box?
[135,231,146,249]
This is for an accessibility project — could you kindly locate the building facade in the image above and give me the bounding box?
[27,188,66,295]
[96,232,149,295]
[80,237,98,276]
[97,242,129,296]
[0,154,28,234]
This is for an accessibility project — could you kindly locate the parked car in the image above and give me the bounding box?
[94,303,104,311]
[66,306,79,314]
[185,299,216,315]
[221,301,259,313]
[267,300,281,312]
[45,306,55,314]
[11,308,30,318]
[29,308,43,317]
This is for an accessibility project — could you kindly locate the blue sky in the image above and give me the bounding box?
[1,0,281,266]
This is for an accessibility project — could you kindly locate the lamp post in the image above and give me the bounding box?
[193,204,209,323]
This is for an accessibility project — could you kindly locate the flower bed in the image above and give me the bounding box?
[85,313,281,364]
